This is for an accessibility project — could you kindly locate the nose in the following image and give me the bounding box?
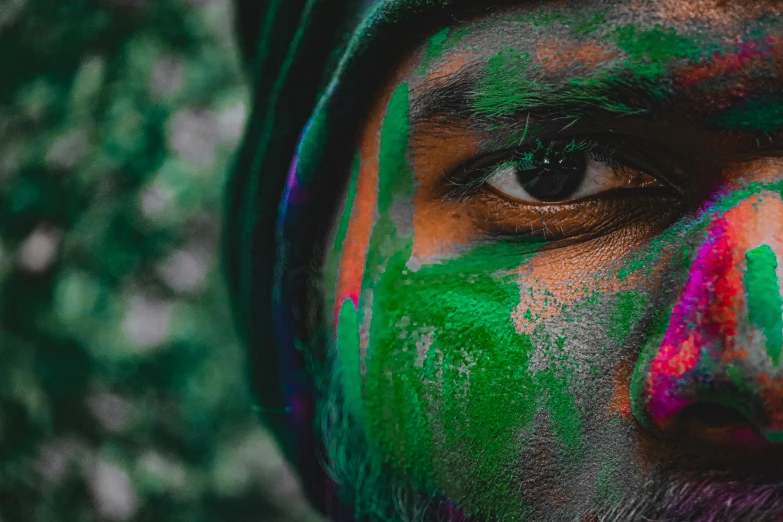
[638,187,783,444]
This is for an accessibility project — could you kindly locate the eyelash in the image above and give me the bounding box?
[444,136,648,200]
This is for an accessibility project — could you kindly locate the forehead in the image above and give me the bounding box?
[451,0,782,29]
[398,0,783,143]
[411,0,782,69]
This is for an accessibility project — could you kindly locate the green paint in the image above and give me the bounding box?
[325,154,363,425]
[674,243,692,271]
[471,49,654,119]
[610,24,706,88]
[726,365,756,398]
[377,86,414,213]
[365,240,541,519]
[712,96,783,133]
[337,298,364,425]
[744,244,783,365]
[418,26,471,75]
[764,431,783,443]
[324,153,364,428]
[629,303,677,428]
[510,9,566,27]
[427,27,451,58]
[596,458,624,506]
[625,184,783,426]
[473,50,534,117]
[537,363,582,456]
[330,154,361,264]
[470,21,710,120]
[418,27,451,75]
[612,25,702,63]
[510,8,605,34]
[359,82,433,481]
[608,291,649,346]
[351,79,586,520]
[337,22,730,511]
[571,10,608,35]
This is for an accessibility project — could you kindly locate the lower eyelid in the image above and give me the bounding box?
[464,187,682,243]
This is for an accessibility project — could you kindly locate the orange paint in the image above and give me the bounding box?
[609,359,634,418]
[535,39,620,74]
[335,114,381,315]
[653,0,783,29]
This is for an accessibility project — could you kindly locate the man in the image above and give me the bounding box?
[227,0,783,520]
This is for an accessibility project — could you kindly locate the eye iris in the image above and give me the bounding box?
[514,148,587,201]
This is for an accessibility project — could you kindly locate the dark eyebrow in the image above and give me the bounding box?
[409,60,675,130]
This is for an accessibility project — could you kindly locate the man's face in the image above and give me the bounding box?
[322,0,783,519]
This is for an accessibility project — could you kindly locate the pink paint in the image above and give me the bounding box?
[676,36,782,88]
[334,293,360,331]
[645,214,741,426]
[730,422,770,449]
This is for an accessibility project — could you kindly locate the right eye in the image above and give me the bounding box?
[485,142,662,204]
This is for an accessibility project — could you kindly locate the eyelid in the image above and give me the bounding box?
[487,156,663,206]
[444,134,684,201]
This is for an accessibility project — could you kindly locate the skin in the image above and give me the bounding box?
[321,1,783,520]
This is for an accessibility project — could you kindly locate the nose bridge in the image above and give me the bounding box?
[640,188,783,439]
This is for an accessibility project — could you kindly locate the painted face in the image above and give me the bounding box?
[322,1,783,520]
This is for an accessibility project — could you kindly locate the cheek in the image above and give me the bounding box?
[352,250,654,515]
[334,184,692,516]
[358,241,539,515]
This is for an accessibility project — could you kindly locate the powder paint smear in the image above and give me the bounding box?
[641,215,740,425]
[470,49,634,118]
[472,50,654,120]
[612,25,703,64]
[470,21,710,120]
[417,24,473,76]
[331,155,362,309]
[473,50,534,117]
[536,361,582,457]
[348,39,685,515]
[331,156,365,424]
[744,244,783,365]
[469,49,639,118]
[365,241,543,519]
[509,8,607,34]
[629,189,783,428]
[617,182,783,285]
[359,82,433,474]
[353,82,553,519]
[570,10,608,35]
[337,299,364,424]
[608,291,649,346]
[510,9,566,27]
[429,27,451,52]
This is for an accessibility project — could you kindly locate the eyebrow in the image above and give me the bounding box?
[409,60,676,130]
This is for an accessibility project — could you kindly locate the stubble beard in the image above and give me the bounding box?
[318,363,783,522]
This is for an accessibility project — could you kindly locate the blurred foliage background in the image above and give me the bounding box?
[0,1,319,520]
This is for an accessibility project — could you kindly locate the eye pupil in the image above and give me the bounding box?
[514,148,587,201]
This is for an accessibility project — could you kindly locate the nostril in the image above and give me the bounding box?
[676,403,768,450]
[661,403,783,477]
